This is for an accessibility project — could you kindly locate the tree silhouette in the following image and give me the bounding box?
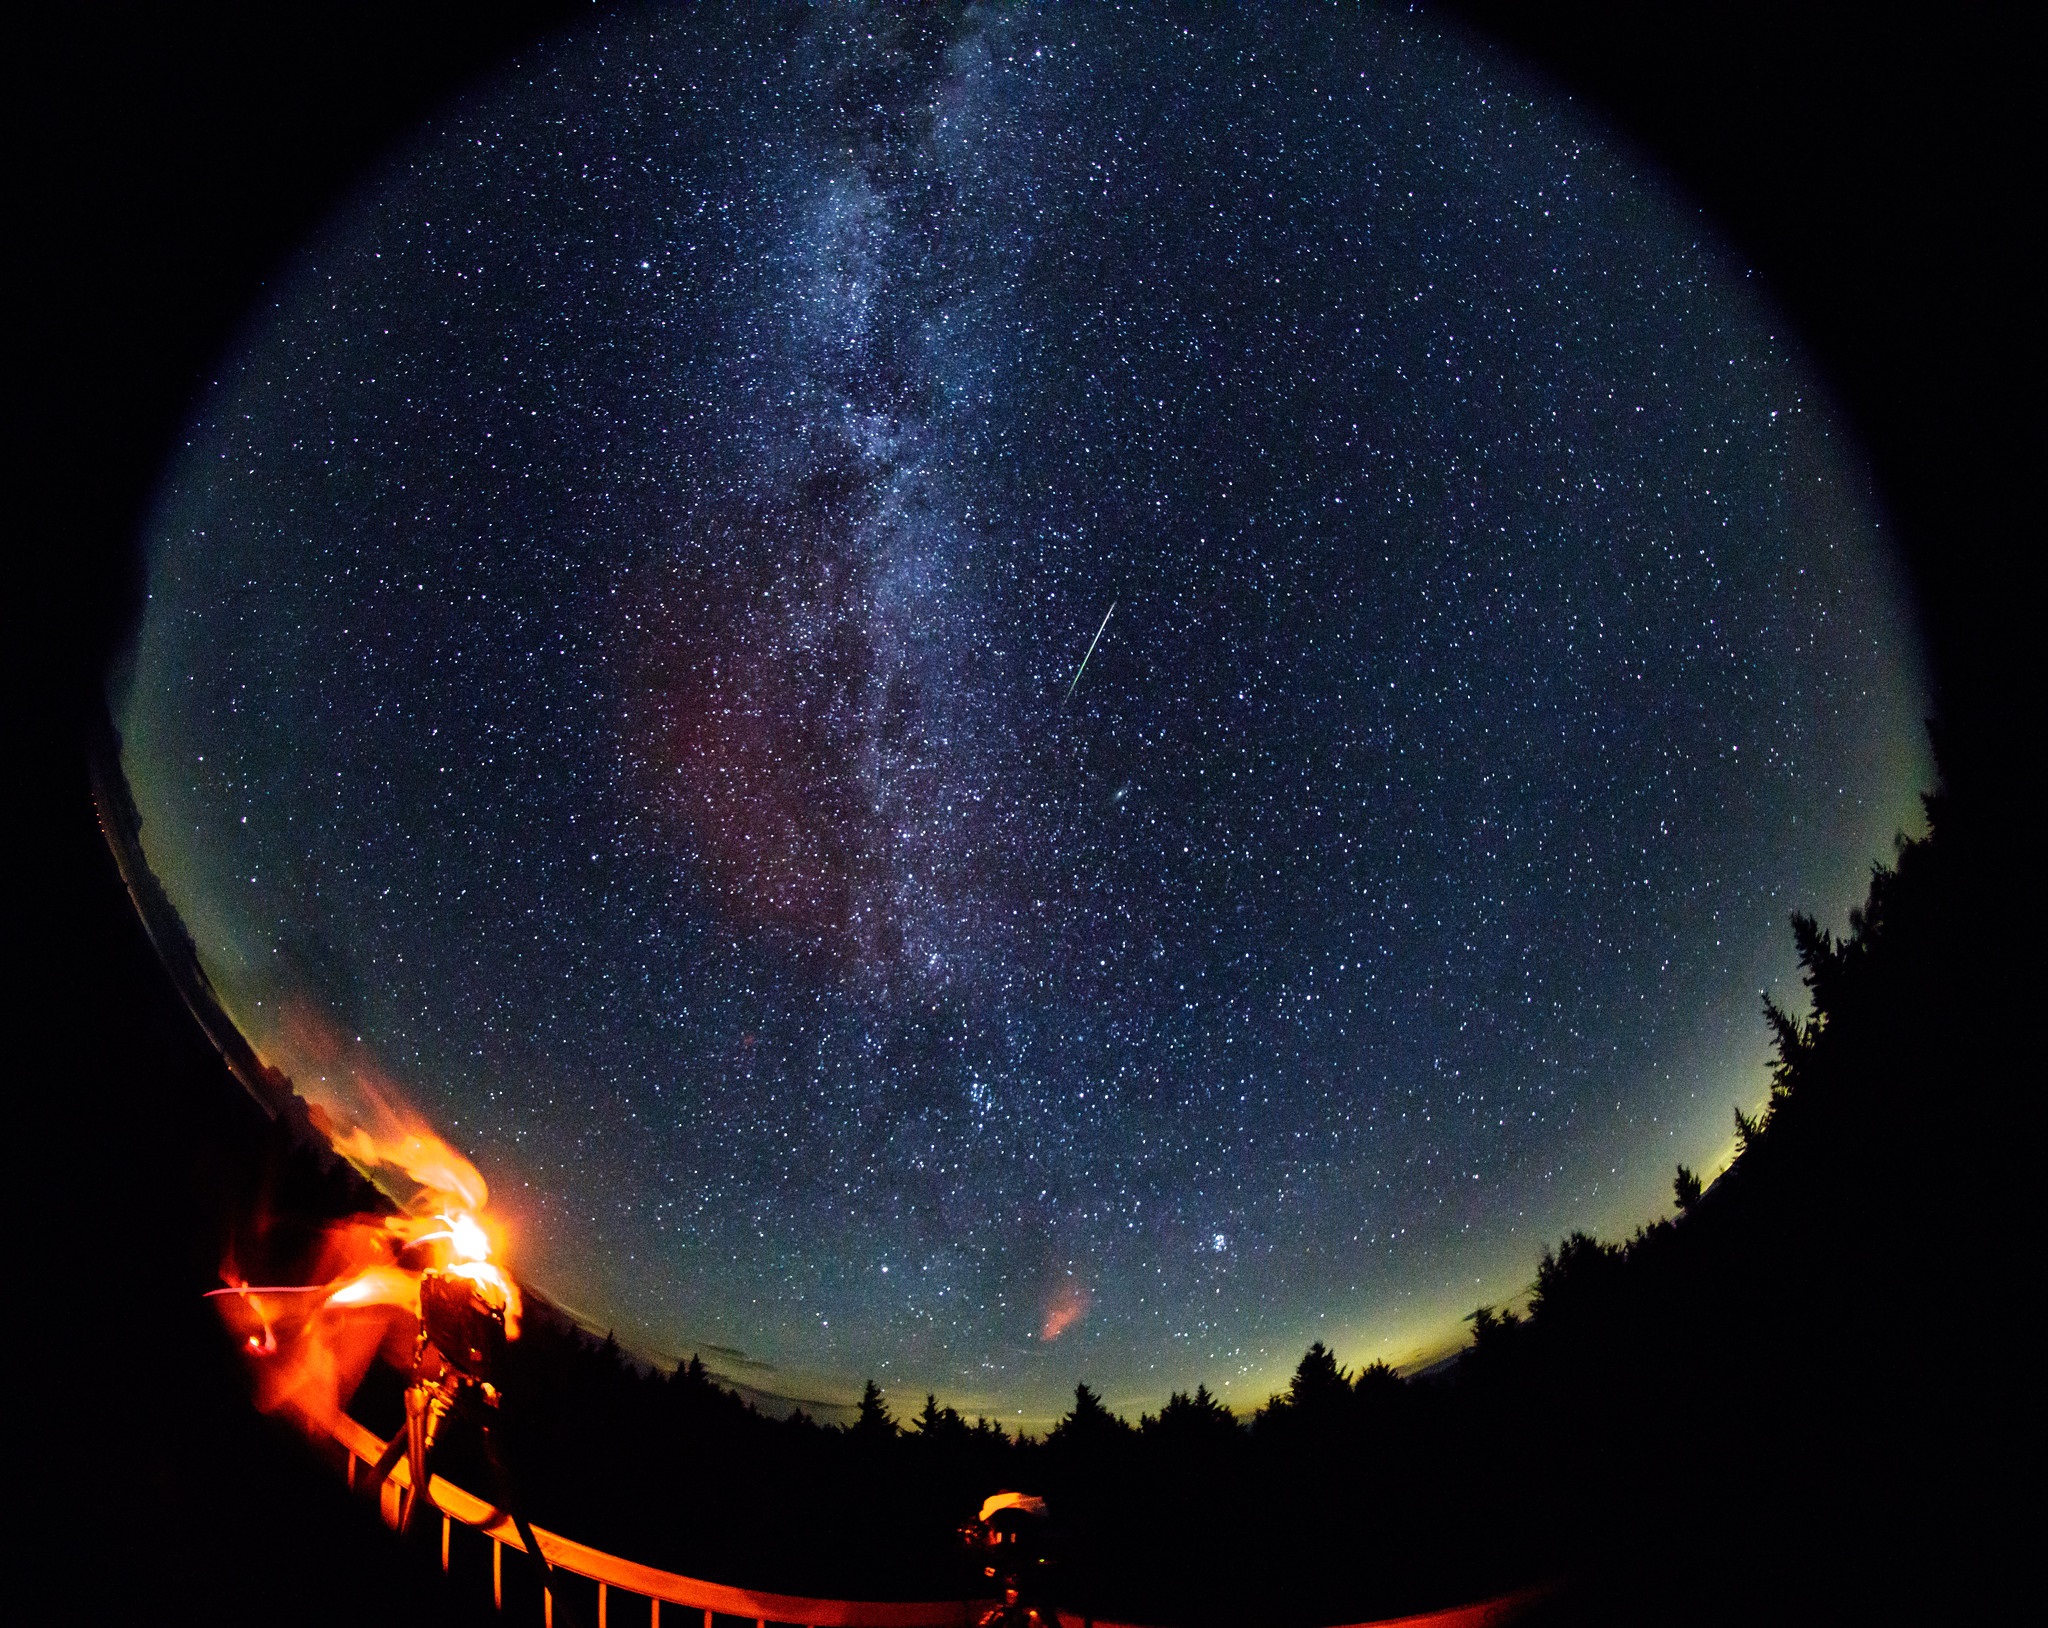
[1354,1358,1401,1400]
[913,1392,969,1444]
[1288,1340,1351,1409]
[1466,1303,1523,1357]
[1145,1384,1239,1446]
[1049,1381,1130,1448]
[852,1378,897,1442]
[1530,1232,1624,1324]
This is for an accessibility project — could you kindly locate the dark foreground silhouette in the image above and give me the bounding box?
[70,727,2017,1627]
[355,740,2026,1626]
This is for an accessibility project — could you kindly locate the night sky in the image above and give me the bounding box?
[119,2,1927,1423]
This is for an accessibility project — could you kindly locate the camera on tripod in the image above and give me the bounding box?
[420,1263,510,1385]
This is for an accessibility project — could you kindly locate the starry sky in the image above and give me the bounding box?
[119,2,1928,1423]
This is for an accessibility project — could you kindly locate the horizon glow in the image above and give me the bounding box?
[119,3,1928,1425]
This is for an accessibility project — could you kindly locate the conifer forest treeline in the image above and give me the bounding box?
[235,743,2019,1626]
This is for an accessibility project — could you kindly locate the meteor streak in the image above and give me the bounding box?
[1064,600,1117,704]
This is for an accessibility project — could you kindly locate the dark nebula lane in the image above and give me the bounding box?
[119,2,1927,1422]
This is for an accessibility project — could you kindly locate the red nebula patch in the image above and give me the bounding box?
[1040,1279,1091,1341]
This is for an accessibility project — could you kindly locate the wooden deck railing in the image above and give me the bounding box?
[328,1409,972,1628]
[323,1409,1550,1628]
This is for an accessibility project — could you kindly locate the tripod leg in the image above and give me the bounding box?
[480,1420,566,1620]
[363,1405,411,1494]
[399,1384,453,1534]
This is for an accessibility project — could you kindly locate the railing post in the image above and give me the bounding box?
[326,1411,1005,1628]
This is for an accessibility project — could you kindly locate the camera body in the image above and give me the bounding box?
[420,1266,509,1383]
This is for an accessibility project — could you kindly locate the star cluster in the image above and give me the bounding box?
[122,3,1926,1419]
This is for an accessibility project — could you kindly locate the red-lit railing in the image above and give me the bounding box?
[329,1409,969,1627]
[324,1409,1550,1628]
